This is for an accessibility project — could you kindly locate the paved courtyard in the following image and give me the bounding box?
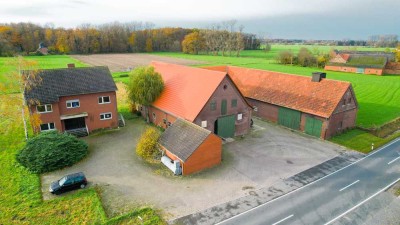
[41,118,347,219]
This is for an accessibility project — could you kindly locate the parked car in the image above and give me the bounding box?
[49,172,87,194]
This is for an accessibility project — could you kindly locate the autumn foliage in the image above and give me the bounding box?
[136,127,161,160]
[182,31,204,54]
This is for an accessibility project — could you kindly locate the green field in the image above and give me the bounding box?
[152,48,400,129]
[0,56,163,224]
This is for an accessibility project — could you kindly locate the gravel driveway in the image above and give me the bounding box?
[41,118,347,220]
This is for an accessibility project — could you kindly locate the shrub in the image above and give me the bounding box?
[277,50,294,64]
[16,131,88,173]
[136,127,161,160]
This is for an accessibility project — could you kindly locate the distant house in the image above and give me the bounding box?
[37,42,49,55]
[140,61,252,138]
[24,64,119,136]
[325,50,399,75]
[205,66,358,139]
[159,118,222,175]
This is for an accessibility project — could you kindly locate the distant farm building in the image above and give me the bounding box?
[140,61,252,138]
[325,50,400,75]
[159,118,222,175]
[205,66,358,139]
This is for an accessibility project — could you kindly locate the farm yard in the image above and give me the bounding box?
[0,44,399,223]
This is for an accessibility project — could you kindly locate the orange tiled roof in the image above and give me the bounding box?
[204,66,351,118]
[340,54,351,61]
[151,61,226,122]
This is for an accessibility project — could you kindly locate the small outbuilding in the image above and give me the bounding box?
[159,118,222,175]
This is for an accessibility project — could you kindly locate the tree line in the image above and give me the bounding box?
[0,21,260,57]
[276,47,330,68]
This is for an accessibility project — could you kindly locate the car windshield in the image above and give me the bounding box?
[58,176,67,186]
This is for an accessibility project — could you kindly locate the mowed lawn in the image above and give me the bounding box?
[152,49,400,128]
[0,55,164,224]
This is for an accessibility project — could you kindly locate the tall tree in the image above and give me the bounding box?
[127,66,164,122]
[182,31,204,54]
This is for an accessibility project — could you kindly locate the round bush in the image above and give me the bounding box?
[16,131,88,173]
[136,127,161,160]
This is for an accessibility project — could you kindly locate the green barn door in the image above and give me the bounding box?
[217,115,235,138]
[221,99,227,115]
[305,117,323,138]
[278,107,301,130]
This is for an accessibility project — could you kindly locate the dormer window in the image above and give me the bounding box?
[66,100,80,108]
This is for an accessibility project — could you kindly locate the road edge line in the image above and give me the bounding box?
[215,138,400,225]
[324,177,400,225]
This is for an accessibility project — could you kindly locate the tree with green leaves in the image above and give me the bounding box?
[128,66,164,122]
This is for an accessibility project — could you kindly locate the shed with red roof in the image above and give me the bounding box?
[205,66,358,139]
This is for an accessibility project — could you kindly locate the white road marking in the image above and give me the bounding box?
[272,214,294,225]
[325,177,400,225]
[339,180,360,192]
[388,156,400,165]
[214,138,400,225]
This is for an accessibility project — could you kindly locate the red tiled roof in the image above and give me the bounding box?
[151,61,226,122]
[340,54,351,61]
[204,66,351,118]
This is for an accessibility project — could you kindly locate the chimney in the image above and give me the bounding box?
[311,72,326,82]
[67,63,75,68]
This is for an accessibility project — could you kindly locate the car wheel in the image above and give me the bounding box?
[80,184,86,189]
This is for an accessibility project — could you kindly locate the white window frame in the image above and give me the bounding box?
[36,104,52,113]
[40,122,55,132]
[100,112,112,120]
[237,113,243,121]
[98,96,111,104]
[66,99,80,108]
[201,120,207,128]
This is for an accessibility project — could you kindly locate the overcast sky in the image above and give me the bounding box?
[1,0,399,40]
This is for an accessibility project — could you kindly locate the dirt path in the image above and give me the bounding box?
[70,54,206,72]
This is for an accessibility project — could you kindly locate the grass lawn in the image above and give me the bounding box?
[330,129,400,153]
[0,55,164,224]
[152,50,400,129]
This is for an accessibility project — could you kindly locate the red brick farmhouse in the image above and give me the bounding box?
[24,65,119,136]
[159,118,222,175]
[205,66,359,139]
[140,61,252,138]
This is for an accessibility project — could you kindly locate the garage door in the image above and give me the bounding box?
[216,115,235,138]
[278,107,301,130]
[305,117,323,138]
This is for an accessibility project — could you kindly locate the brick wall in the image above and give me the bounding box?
[32,91,118,133]
[194,76,252,136]
[325,65,383,75]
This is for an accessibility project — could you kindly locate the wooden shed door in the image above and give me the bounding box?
[305,117,323,138]
[278,107,301,130]
[216,115,235,138]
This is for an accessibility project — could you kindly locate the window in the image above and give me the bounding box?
[210,100,217,111]
[152,112,156,120]
[201,120,207,128]
[40,122,55,131]
[36,104,52,113]
[253,106,258,112]
[338,121,343,130]
[237,113,243,121]
[98,96,111,104]
[342,99,346,106]
[231,99,237,108]
[100,112,112,120]
[223,84,228,90]
[66,100,80,108]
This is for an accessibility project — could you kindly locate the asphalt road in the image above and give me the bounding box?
[218,138,400,225]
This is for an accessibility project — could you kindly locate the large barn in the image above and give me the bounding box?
[324,50,400,75]
[205,66,359,139]
[140,62,252,138]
